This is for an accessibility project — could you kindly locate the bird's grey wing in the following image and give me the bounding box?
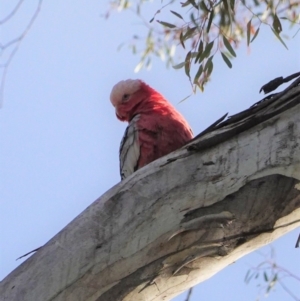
[119,114,140,180]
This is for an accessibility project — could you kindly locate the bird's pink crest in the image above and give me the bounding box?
[110,79,141,107]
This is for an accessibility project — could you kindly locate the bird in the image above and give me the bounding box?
[110,79,193,180]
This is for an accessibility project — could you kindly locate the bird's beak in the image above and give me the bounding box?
[116,111,126,122]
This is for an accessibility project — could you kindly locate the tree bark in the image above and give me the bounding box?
[1,84,300,301]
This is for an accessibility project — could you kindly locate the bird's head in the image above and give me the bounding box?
[110,79,154,122]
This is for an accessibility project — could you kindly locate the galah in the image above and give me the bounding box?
[110,79,193,180]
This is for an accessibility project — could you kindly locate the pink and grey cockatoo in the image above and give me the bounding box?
[110,79,193,179]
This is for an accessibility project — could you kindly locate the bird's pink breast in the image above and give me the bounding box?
[135,104,193,169]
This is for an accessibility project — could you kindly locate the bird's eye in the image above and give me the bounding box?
[122,94,130,101]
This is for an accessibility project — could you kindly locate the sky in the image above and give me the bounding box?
[0,1,299,300]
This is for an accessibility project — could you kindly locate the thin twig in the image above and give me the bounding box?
[184,287,193,301]
[0,0,25,25]
[295,233,300,248]
[278,279,300,301]
[16,246,43,260]
[0,0,43,106]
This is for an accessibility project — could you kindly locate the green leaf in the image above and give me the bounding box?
[194,64,203,83]
[271,28,288,49]
[181,0,190,7]
[199,41,214,62]
[132,44,137,54]
[172,62,186,69]
[204,41,215,56]
[230,0,235,9]
[178,93,192,103]
[190,52,198,58]
[183,26,197,41]
[204,56,214,71]
[117,42,125,51]
[170,10,183,20]
[244,270,254,284]
[207,10,214,33]
[221,52,232,68]
[145,57,151,68]
[199,1,210,12]
[273,14,282,33]
[134,61,144,73]
[214,0,223,7]
[223,36,236,57]
[198,40,204,52]
[264,272,268,282]
[179,31,185,49]
[207,60,213,76]
[244,270,250,283]
[157,20,176,28]
[185,51,192,78]
[195,40,203,63]
[181,0,198,8]
[247,19,251,46]
[188,0,198,9]
[251,27,260,43]
[224,0,234,24]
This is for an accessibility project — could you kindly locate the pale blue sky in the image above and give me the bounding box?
[0,1,299,300]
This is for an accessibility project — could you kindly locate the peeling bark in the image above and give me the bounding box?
[1,84,300,301]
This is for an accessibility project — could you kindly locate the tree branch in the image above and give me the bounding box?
[1,81,300,301]
[0,0,25,25]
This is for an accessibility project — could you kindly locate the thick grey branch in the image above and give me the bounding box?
[1,83,300,301]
